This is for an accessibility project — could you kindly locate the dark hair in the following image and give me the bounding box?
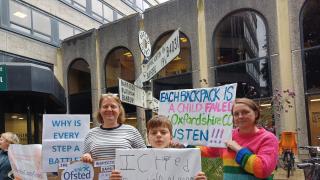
[96,93,125,124]
[232,98,260,123]
[147,115,172,136]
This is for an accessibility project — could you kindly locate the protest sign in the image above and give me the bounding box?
[94,159,115,180]
[115,148,201,180]
[8,144,47,180]
[42,114,90,172]
[158,83,237,147]
[60,161,94,180]
[57,159,114,180]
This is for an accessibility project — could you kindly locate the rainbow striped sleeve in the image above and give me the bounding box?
[235,148,268,179]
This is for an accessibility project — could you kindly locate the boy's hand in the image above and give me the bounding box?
[80,153,93,163]
[169,141,185,148]
[110,170,122,180]
[195,171,207,180]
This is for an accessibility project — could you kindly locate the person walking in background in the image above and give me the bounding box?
[81,93,146,163]
[201,98,278,179]
[110,115,207,180]
[0,132,20,180]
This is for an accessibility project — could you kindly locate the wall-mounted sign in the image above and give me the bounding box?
[0,65,8,91]
[134,29,180,88]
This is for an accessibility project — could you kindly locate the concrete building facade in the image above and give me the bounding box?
[60,0,320,149]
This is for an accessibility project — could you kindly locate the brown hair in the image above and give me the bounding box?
[147,115,173,136]
[96,93,126,124]
[1,132,20,144]
[232,98,260,123]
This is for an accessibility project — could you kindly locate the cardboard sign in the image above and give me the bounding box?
[61,162,94,180]
[8,144,47,180]
[57,159,114,180]
[42,114,90,172]
[158,83,237,147]
[115,148,201,180]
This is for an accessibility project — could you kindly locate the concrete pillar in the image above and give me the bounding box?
[197,0,209,88]
[276,0,297,132]
[55,49,64,85]
[93,32,102,127]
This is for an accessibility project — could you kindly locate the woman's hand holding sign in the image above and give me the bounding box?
[80,153,93,163]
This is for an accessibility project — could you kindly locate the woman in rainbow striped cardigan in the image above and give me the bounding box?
[201,98,278,179]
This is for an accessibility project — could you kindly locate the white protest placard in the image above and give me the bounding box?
[134,29,180,87]
[158,83,237,147]
[8,144,48,180]
[119,78,146,108]
[115,148,201,180]
[42,114,90,172]
[94,159,115,180]
[61,162,94,180]
[42,140,84,169]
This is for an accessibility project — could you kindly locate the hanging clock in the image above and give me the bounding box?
[138,30,151,58]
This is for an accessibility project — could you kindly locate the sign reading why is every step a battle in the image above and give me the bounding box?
[42,114,90,172]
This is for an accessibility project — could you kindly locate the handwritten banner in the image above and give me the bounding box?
[115,148,201,180]
[42,114,90,172]
[8,144,47,180]
[158,83,237,147]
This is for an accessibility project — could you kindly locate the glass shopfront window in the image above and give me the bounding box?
[213,10,273,130]
[105,48,137,126]
[5,113,34,144]
[301,0,320,145]
[213,10,270,99]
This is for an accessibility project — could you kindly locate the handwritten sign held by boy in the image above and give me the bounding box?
[158,83,237,147]
[115,148,201,180]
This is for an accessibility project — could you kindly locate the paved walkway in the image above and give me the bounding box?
[273,168,305,180]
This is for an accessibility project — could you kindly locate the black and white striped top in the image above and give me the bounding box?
[83,124,146,159]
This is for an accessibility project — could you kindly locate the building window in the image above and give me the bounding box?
[68,59,92,117]
[4,0,84,45]
[9,0,32,34]
[121,0,151,12]
[58,22,74,40]
[301,0,320,146]
[59,0,124,24]
[105,47,137,126]
[32,11,51,41]
[213,11,270,99]
[152,31,193,100]
[73,0,86,11]
[213,11,273,129]
[92,0,103,21]
[103,4,114,22]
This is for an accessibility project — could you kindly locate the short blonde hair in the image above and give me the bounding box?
[1,132,20,144]
[96,93,126,124]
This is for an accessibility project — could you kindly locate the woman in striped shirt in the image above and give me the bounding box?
[81,93,146,162]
